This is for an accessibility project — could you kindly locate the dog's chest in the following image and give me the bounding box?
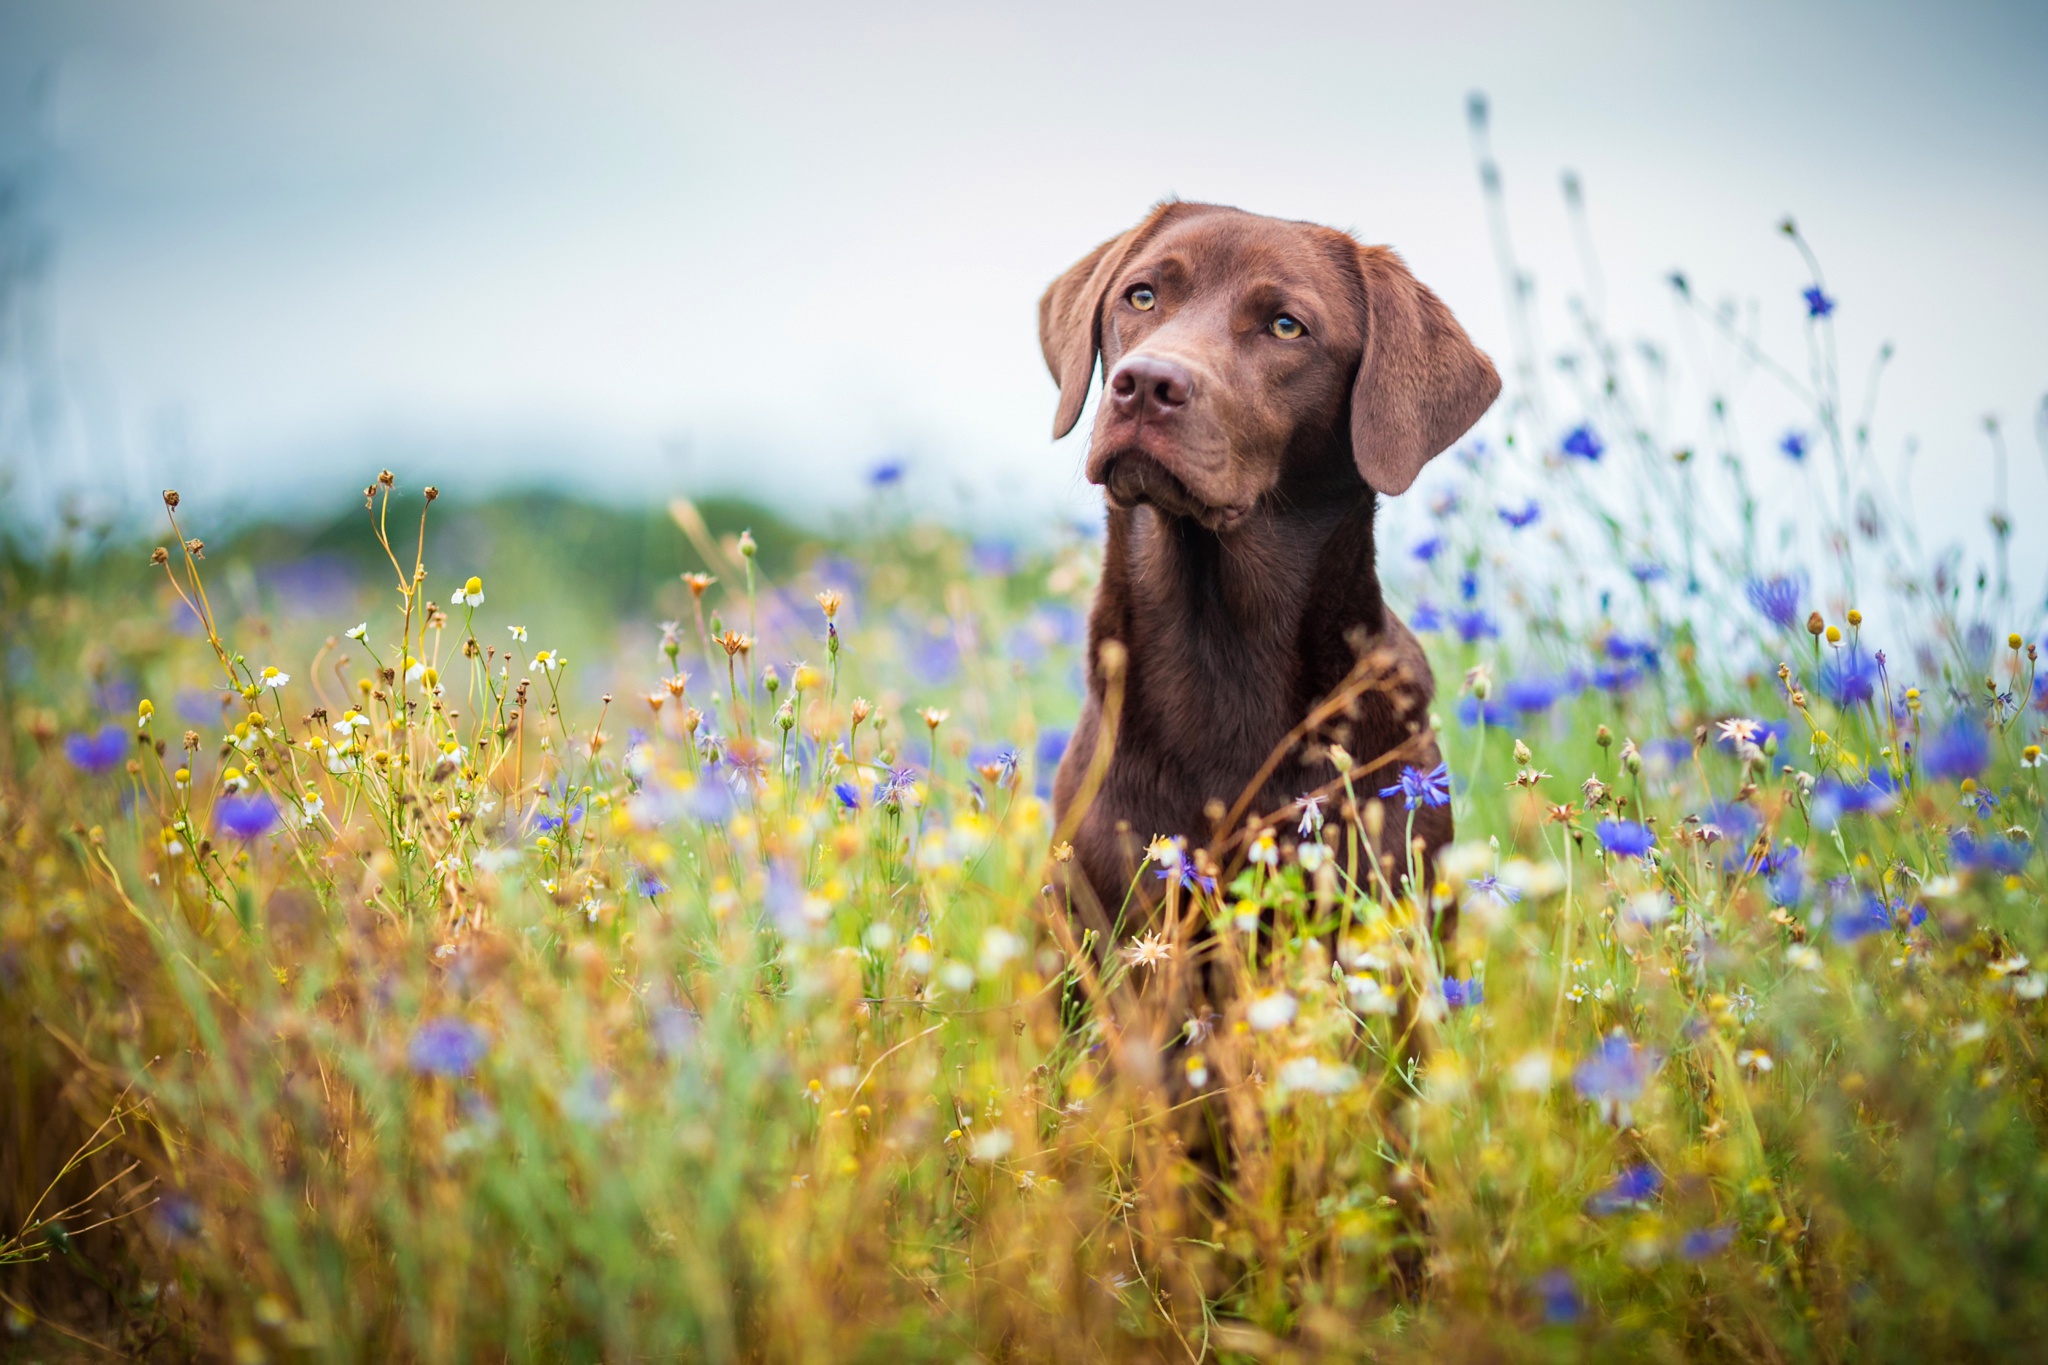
[1120,511,1328,787]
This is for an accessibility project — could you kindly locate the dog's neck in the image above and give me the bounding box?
[1092,465,1386,775]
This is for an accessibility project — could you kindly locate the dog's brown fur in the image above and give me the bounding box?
[1041,202,1499,925]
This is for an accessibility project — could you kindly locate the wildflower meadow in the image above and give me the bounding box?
[5,179,2048,1359]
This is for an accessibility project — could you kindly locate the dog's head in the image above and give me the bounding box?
[1040,202,1499,529]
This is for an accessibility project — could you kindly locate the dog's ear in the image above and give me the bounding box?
[1040,208,1174,440]
[1349,245,1500,496]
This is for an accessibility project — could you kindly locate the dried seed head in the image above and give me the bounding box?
[162,489,180,508]
[151,546,170,565]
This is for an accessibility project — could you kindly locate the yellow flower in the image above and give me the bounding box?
[451,576,485,607]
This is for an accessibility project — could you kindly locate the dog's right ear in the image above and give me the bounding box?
[1039,207,1175,440]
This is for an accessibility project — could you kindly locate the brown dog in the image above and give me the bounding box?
[1041,201,1499,929]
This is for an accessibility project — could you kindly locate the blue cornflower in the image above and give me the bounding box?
[1451,609,1499,643]
[1817,648,1880,707]
[1561,424,1604,461]
[1501,677,1567,715]
[1830,889,1893,942]
[1470,873,1522,906]
[1458,570,1479,603]
[408,1017,488,1078]
[636,867,669,897]
[64,725,130,774]
[1412,536,1447,563]
[1034,729,1070,798]
[1745,576,1803,630]
[1779,431,1808,461]
[1155,861,1218,895]
[1679,1225,1736,1261]
[1381,761,1452,810]
[868,459,905,487]
[1952,828,2029,874]
[216,793,279,840]
[1297,794,1325,839]
[1573,1033,1661,1121]
[1629,561,1669,584]
[1442,977,1484,1010]
[1535,1269,1582,1325]
[832,780,863,811]
[1498,500,1541,529]
[1411,601,1444,633]
[1587,1162,1662,1215]
[876,766,921,809]
[1595,819,1656,858]
[1960,787,1996,818]
[1457,696,1511,726]
[1922,721,1989,782]
[1802,285,1835,318]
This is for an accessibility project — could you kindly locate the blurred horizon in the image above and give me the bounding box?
[1,0,2045,577]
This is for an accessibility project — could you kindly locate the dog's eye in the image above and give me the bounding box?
[1270,315,1305,340]
[1127,287,1156,311]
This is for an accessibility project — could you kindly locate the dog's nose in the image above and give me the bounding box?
[1108,355,1192,419]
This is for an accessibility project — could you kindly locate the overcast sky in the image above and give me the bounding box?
[1,0,2044,565]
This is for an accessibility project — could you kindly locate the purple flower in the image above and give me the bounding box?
[1817,648,1880,707]
[832,780,863,811]
[215,793,279,840]
[972,541,1017,577]
[1561,424,1604,461]
[64,725,130,774]
[1470,874,1521,905]
[1502,677,1567,715]
[1952,828,2029,874]
[408,1017,488,1078]
[1451,610,1500,643]
[1779,431,1808,461]
[1410,601,1444,633]
[1595,819,1656,858]
[1922,721,1989,782]
[1035,729,1070,798]
[1535,1269,1582,1325]
[154,1192,204,1242]
[1802,285,1835,318]
[1745,576,1803,630]
[636,867,669,897]
[1412,536,1447,563]
[1498,500,1541,529]
[1587,1162,1662,1215]
[1441,977,1484,1010]
[876,766,922,810]
[1155,861,1218,895]
[1680,1225,1736,1261]
[1573,1034,1661,1117]
[868,460,906,487]
[1457,696,1510,726]
[1380,761,1452,811]
[1829,886,1894,942]
[1629,561,1668,584]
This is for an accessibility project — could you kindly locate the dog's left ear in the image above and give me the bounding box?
[1040,204,1184,440]
[1349,245,1501,496]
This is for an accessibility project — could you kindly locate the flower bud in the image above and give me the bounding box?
[1806,611,1825,637]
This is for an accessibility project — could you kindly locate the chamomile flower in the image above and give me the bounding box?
[531,650,565,673]
[334,709,371,735]
[508,624,528,642]
[222,766,250,793]
[1248,831,1279,866]
[345,622,368,641]
[404,656,429,684]
[298,794,326,829]
[259,665,290,690]
[451,576,485,607]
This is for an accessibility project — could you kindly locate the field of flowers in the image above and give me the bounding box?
[4,198,2047,1358]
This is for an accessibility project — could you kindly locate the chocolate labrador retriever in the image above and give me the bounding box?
[1041,201,1498,928]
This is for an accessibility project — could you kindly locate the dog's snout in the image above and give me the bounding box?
[1108,355,1193,419]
